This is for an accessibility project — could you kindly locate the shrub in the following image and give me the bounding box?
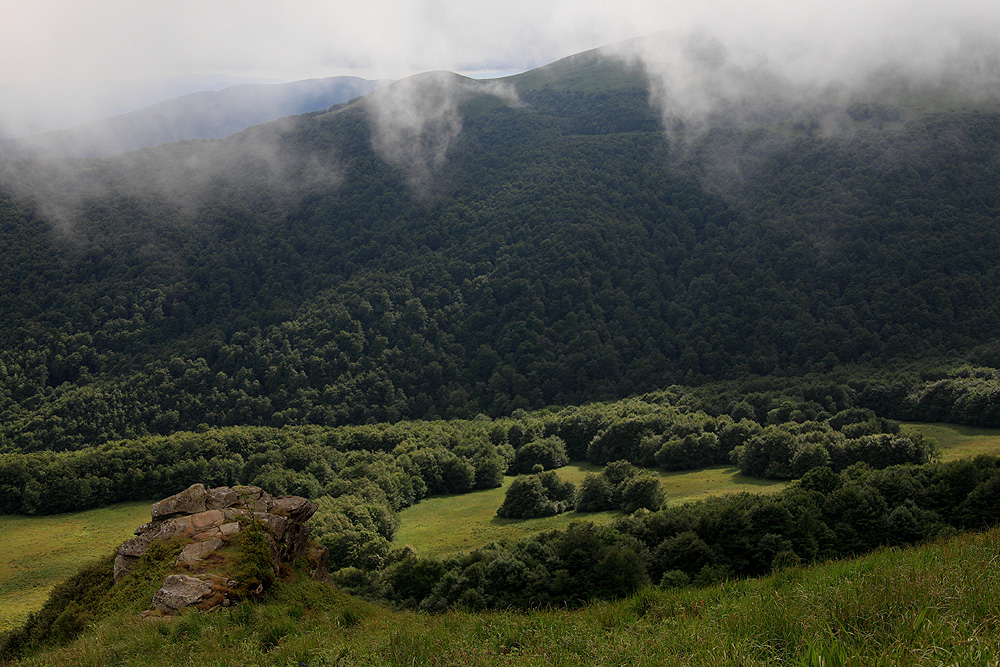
[509,436,569,474]
[496,472,576,518]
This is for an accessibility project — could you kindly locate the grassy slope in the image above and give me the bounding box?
[395,462,786,558]
[8,525,1000,666]
[0,502,150,633]
[903,422,1000,461]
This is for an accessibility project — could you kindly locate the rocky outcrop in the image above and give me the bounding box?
[114,483,330,616]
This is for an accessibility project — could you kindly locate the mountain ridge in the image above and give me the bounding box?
[2,76,390,158]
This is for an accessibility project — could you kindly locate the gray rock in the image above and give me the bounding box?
[176,538,225,566]
[205,486,239,510]
[113,554,138,582]
[114,484,328,614]
[150,575,214,612]
[151,484,208,520]
[268,496,317,522]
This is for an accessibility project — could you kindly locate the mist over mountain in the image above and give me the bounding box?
[3,76,390,158]
[0,74,284,140]
[0,32,999,451]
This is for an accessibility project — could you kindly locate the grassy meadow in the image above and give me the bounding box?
[903,422,1000,461]
[7,524,1000,666]
[394,462,786,558]
[394,423,1000,558]
[0,502,150,632]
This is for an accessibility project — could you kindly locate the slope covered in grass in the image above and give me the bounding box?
[5,524,1000,666]
[0,502,149,632]
[903,422,1000,461]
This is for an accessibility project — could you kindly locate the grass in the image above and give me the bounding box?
[4,422,998,641]
[394,462,786,558]
[7,525,1000,666]
[397,424,1000,559]
[0,502,150,633]
[902,422,1000,461]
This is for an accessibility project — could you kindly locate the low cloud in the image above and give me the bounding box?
[611,13,1000,143]
[363,72,518,193]
[0,116,343,236]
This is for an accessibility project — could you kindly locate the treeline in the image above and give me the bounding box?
[0,382,936,518]
[0,422,506,517]
[335,456,1000,611]
[855,366,1000,427]
[1,86,999,452]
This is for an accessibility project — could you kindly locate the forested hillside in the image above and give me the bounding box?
[1,51,999,453]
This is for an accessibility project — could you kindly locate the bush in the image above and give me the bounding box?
[509,436,569,474]
[496,472,575,518]
[575,473,616,512]
[620,474,666,513]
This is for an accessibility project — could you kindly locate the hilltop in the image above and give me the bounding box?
[2,76,389,158]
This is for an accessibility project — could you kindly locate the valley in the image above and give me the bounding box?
[1,25,1000,665]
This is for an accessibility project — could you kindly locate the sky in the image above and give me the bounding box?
[3,0,997,86]
[1,0,997,138]
[2,0,997,229]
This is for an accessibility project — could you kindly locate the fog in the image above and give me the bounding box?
[6,1,995,134]
[615,17,1000,141]
[0,117,343,237]
[1,0,997,231]
[362,72,518,193]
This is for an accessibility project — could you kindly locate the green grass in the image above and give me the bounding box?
[903,422,1000,461]
[395,463,786,558]
[8,526,1000,666]
[0,502,150,633]
[4,423,997,641]
[397,425,1000,559]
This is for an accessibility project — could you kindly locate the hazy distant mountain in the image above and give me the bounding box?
[0,74,284,139]
[3,76,390,157]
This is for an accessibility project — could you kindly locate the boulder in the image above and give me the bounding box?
[149,575,214,612]
[176,538,225,566]
[113,483,331,616]
[151,483,208,520]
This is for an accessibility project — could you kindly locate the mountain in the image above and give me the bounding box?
[0,38,999,452]
[2,76,390,157]
[0,74,283,139]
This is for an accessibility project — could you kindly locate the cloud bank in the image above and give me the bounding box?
[2,1,996,137]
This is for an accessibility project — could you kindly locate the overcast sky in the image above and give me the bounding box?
[3,0,998,86]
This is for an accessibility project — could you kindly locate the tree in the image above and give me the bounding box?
[620,473,665,513]
[496,472,575,519]
[575,473,616,512]
[509,436,569,474]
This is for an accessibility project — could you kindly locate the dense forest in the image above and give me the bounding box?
[0,52,998,455]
